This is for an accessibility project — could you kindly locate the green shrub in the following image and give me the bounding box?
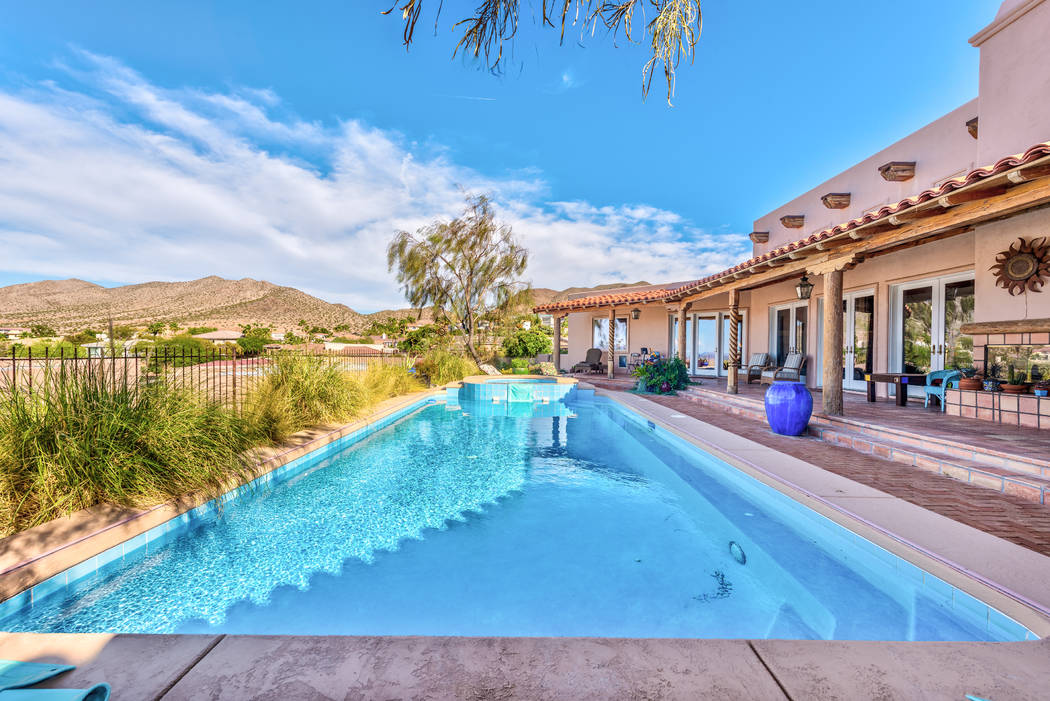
[0,372,256,536]
[414,349,478,385]
[502,328,552,358]
[632,356,689,394]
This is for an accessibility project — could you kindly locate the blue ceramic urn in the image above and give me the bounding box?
[764,381,813,436]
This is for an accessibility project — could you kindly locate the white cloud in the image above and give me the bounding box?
[0,51,750,312]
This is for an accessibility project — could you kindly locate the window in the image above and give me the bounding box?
[592,317,627,351]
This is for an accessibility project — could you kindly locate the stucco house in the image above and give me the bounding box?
[537,0,1050,429]
[191,329,242,345]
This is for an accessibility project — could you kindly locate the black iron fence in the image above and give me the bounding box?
[0,347,410,411]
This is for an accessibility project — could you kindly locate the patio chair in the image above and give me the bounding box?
[570,348,603,374]
[745,352,772,384]
[760,353,806,384]
[923,369,962,411]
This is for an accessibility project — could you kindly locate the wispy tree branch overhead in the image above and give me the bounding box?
[382,0,703,104]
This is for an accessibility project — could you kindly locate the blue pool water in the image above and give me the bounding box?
[0,394,1033,640]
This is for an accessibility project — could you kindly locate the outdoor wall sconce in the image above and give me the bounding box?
[631,308,641,320]
[795,275,814,300]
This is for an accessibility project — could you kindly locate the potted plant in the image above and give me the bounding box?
[1035,379,1050,398]
[982,361,1003,392]
[632,355,687,394]
[509,357,529,375]
[957,366,982,391]
[1001,364,1029,394]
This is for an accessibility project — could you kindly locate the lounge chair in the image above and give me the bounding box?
[570,348,603,374]
[922,369,961,411]
[760,353,806,384]
[745,352,772,384]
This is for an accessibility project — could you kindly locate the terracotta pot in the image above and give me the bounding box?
[957,378,982,391]
[1001,383,1029,394]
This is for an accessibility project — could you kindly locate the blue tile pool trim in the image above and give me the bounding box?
[597,396,1038,642]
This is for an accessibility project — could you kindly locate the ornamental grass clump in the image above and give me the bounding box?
[244,356,423,444]
[0,371,256,536]
[244,354,370,444]
[413,349,479,386]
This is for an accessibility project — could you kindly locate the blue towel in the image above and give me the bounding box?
[0,660,109,701]
[0,662,74,692]
[0,685,110,701]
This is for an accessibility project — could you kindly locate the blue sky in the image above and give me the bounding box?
[0,1,993,311]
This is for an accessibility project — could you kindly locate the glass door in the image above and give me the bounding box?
[943,279,975,371]
[892,273,975,397]
[771,302,808,377]
[694,316,718,376]
[842,292,874,391]
[668,316,693,371]
[719,313,746,377]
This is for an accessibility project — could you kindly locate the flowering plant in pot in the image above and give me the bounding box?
[632,355,688,394]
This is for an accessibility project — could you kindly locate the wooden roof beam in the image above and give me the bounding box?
[938,185,1008,207]
[1008,163,1050,184]
[821,193,851,209]
[888,207,946,225]
[879,161,916,182]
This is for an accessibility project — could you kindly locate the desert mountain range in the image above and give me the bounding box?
[0,277,648,334]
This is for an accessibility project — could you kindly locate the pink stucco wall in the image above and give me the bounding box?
[971,0,1050,163]
[751,100,979,256]
[973,211,1050,323]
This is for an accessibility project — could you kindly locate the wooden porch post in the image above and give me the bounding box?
[607,308,616,378]
[553,315,563,372]
[676,306,687,361]
[822,268,845,416]
[727,289,740,394]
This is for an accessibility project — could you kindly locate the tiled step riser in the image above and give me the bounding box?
[683,388,1050,477]
[808,426,1048,506]
[682,387,1049,506]
[807,414,1050,477]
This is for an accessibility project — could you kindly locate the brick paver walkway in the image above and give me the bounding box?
[589,381,1050,558]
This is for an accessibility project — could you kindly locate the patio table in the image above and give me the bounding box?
[864,372,927,406]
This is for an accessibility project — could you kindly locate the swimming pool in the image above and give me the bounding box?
[0,388,1035,640]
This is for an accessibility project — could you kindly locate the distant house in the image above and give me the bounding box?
[80,339,139,357]
[192,329,242,345]
[0,327,30,340]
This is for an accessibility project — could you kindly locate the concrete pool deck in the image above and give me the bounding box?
[2,381,1050,697]
[1,632,1048,699]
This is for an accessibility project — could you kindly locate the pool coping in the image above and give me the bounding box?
[0,388,445,602]
[596,387,1050,640]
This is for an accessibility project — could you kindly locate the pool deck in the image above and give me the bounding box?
[1,632,1048,699]
[2,381,1050,698]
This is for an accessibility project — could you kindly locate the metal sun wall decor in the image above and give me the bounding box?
[990,236,1050,295]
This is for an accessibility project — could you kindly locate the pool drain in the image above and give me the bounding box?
[729,541,747,565]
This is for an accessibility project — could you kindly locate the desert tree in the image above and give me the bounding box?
[382,0,702,103]
[388,194,530,365]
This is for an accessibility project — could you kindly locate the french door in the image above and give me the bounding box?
[842,292,875,391]
[892,273,975,395]
[770,302,808,376]
[670,312,742,376]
